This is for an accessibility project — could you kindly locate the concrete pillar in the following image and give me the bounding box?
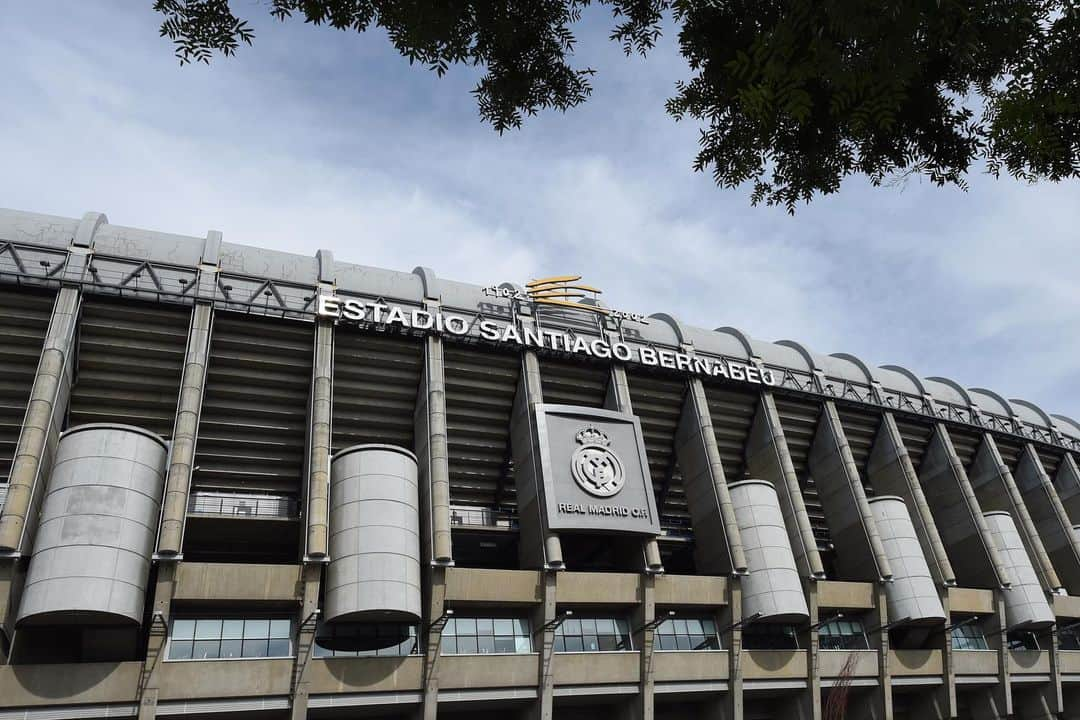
[866,412,955,586]
[673,378,747,575]
[304,317,333,561]
[919,425,1010,589]
[970,434,1063,592]
[633,575,656,720]
[512,351,563,570]
[606,364,663,573]
[157,302,212,557]
[805,580,822,720]
[290,563,323,720]
[416,334,453,566]
[421,565,447,720]
[0,286,79,554]
[744,392,825,579]
[137,563,177,720]
[989,589,1013,718]
[1015,443,1080,594]
[807,401,891,582]
[527,570,558,720]
[725,578,744,720]
[1055,453,1080,522]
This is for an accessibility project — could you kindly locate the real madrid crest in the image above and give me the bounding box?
[571,426,625,498]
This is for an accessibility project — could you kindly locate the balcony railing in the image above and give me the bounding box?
[0,483,7,512]
[188,491,298,520]
[450,506,519,530]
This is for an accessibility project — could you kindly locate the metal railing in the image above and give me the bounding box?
[188,492,298,520]
[449,506,519,529]
[0,484,7,512]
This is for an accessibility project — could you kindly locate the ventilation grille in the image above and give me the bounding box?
[835,405,881,493]
[193,313,313,494]
[444,344,519,509]
[332,329,422,452]
[773,395,832,549]
[993,436,1023,473]
[539,355,609,408]
[69,297,189,439]
[1037,447,1064,479]
[0,288,53,482]
[893,415,933,474]
[703,383,756,482]
[947,427,981,470]
[627,370,687,523]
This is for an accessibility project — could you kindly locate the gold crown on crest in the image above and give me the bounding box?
[575,426,610,446]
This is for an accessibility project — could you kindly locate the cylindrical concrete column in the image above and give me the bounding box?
[728,479,808,623]
[157,303,211,556]
[0,287,79,553]
[868,495,946,625]
[425,335,453,564]
[305,318,333,560]
[325,444,421,622]
[18,424,168,626]
[984,511,1055,630]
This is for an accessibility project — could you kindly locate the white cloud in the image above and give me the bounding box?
[2,1,1079,418]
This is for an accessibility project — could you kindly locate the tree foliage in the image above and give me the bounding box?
[154,0,1080,211]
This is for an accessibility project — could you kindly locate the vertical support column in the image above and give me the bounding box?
[918,425,1011,589]
[632,574,656,720]
[157,302,213,557]
[674,378,747,575]
[290,563,323,720]
[136,562,178,720]
[744,391,824,579]
[1055,453,1080,522]
[303,316,333,561]
[866,412,955,586]
[528,570,558,720]
[987,590,1013,719]
[606,364,662,573]
[808,402,892,582]
[512,350,563,570]
[0,286,79,554]
[421,566,448,720]
[806,580,822,720]
[416,334,453,567]
[1015,444,1080,594]
[725,578,744,720]
[970,434,1063,593]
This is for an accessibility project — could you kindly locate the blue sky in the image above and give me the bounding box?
[2,2,1079,419]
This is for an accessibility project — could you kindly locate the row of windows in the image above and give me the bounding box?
[170,614,1079,660]
[168,618,292,660]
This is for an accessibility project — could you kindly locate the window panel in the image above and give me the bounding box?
[555,616,633,653]
[195,620,222,640]
[269,619,291,639]
[438,616,532,655]
[172,620,196,641]
[169,617,294,661]
[169,640,194,660]
[655,616,722,652]
[221,620,244,640]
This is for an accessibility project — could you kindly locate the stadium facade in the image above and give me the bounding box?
[1,207,1080,720]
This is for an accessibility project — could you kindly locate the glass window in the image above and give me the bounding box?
[655,616,721,651]
[742,623,800,650]
[554,616,632,653]
[439,616,532,655]
[1007,631,1040,651]
[313,621,419,658]
[168,617,293,661]
[950,621,990,650]
[1060,627,1080,651]
[819,618,870,651]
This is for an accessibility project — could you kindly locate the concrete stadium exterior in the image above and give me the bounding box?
[1,207,1080,720]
